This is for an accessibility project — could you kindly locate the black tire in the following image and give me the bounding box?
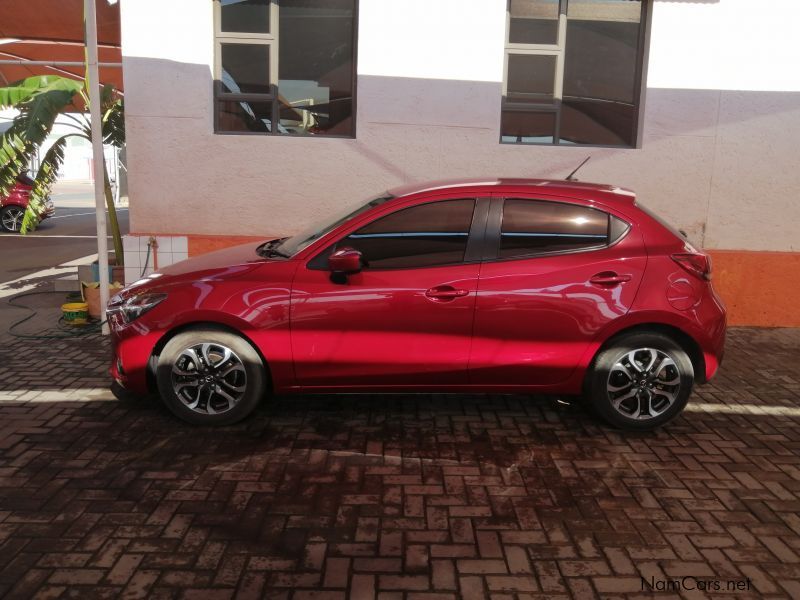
[586,332,693,430]
[156,327,267,426]
[1,205,25,233]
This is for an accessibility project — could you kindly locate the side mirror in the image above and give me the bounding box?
[328,247,363,283]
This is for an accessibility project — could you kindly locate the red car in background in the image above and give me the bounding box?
[109,178,726,430]
[0,173,55,232]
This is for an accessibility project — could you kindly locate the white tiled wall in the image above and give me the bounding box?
[123,235,189,285]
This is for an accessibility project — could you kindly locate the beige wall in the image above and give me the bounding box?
[121,0,800,253]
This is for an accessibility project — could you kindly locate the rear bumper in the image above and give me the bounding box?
[698,287,727,382]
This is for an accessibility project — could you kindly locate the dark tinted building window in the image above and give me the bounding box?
[220,44,271,94]
[337,200,475,269]
[508,0,559,45]
[500,199,609,258]
[501,0,647,147]
[214,0,356,137]
[507,54,557,101]
[221,0,271,34]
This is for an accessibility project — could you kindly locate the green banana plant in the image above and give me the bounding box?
[0,74,125,265]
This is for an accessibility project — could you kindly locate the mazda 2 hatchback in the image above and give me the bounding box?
[109,179,726,430]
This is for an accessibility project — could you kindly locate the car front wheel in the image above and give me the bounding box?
[587,332,694,430]
[156,327,267,426]
[1,205,25,232]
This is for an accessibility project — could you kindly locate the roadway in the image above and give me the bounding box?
[0,182,129,284]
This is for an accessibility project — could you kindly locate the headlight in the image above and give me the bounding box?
[107,292,167,324]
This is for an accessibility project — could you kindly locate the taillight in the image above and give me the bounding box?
[672,252,712,280]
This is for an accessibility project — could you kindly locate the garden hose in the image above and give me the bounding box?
[141,239,151,277]
[7,290,106,339]
[8,240,155,339]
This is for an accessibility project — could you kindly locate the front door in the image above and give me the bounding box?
[291,197,486,389]
[470,196,646,386]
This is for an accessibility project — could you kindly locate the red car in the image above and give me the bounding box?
[109,179,726,430]
[0,174,55,232]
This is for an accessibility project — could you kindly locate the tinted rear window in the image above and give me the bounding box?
[500,199,609,258]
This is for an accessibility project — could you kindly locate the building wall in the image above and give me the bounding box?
[120,0,800,325]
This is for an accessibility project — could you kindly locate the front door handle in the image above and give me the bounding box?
[426,285,470,301]
[590,272,632,286]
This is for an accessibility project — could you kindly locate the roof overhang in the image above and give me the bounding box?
[0,0,122,91]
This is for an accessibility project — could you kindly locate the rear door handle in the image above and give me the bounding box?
[426,285,470,301]
[590,272,632,286]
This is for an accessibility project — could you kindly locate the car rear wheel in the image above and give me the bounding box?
[156,327,266,426]
[587,332,693,430]
[1,205,25,232]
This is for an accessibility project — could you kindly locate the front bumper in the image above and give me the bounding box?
[110,321,163,394]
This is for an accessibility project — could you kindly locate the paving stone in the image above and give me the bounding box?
[0,326,798,597]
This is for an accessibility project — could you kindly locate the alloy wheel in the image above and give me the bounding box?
[1,207,24,232]
[171,342,247,415]
[606,347,681,420]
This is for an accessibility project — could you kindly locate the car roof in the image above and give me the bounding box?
[387,178,636,203]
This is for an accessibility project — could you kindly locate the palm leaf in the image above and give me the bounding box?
[0,120,35,197]
[21,135,77,234]
[100,83,116,111]
[102,99,125,147]
[18,89,77,145]
[0,88,77,197]
[0,75,82,109]
[0,75,126,261]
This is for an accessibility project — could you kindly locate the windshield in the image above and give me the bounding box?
[273,192,394,257]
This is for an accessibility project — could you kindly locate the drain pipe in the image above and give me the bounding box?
[150,236,159,271]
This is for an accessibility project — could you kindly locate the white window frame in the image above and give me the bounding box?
[213,0,280,134]
[501,0,651,148]
[503,0,567,101]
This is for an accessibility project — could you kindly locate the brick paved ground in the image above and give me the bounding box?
[0,307,799,598]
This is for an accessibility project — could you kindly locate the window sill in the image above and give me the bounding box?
[213,130,356,139]
[499,138,636,149]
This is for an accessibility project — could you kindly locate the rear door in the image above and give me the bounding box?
[469,195,646,386]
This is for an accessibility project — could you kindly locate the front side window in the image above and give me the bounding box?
[318,199,476,270]
[500,199,610,258]
[214,0,357,137]
[501,0,648,147]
